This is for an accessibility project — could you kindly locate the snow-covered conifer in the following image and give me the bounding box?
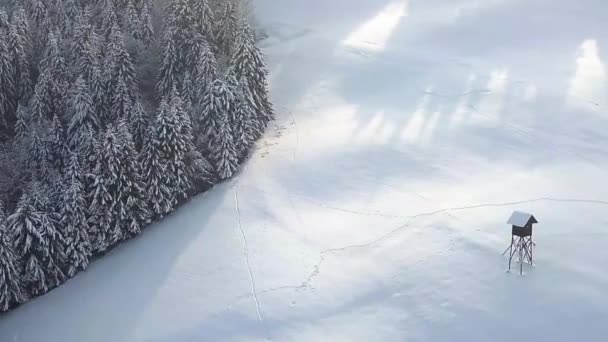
[192,0,214,37]
[140,128,175,219]
[68,76,99,148]
[215,3,238,57]
[60,153,91,277]
[15,103,28,140]
[115,122,149,236]
[130,99,148,151]
[90,63,108,126]
[50,114,67,171]
[0,201,25,311]
[125,0,141,40]
[154,97,190,200]
[0,31,15,127]
[88,129,122,251]
[9,7,32,102]
[231,22,274,126]
[155,28,179,99]
[199,78,233,146]
[140,1,154,46]
[226,73,255,156]
[8,192,46,295]
[210,104,238,180]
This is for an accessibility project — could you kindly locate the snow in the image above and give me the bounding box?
[506,211,535,227]
[3,0,608,341]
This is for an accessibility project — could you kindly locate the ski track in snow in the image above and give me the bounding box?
[233,186,264,325]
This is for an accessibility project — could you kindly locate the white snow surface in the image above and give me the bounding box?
[3,0,608,341]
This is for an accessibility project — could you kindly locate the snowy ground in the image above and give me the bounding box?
[3,0,608,341]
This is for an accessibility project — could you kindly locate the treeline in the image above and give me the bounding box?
[0,0,273,312]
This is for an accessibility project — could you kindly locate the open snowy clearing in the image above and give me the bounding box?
[2,0,608,341]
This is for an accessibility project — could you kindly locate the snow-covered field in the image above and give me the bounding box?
[3,0,608,340]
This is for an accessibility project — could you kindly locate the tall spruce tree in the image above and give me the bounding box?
[210,103,238,180]
[140,0,154,46]
[199,78,233,147]
[232,22,274,127]
[9,7,32,103]
[14,103,28,140]
[0,30,15,128]
[105,22,137,104]
[115,122,149,236]
[50,113,67,171]
[60,153,91,277]
[153,97,190,200]
[227,73,255,157]
[189,33,217,102]
[88,128,122,251]
[155,28,179,99]
[203,78,238,179]
[140,127,174,220]
[191,0,214,37]
[0,201,25,311]
[130,99,148,151]
[29,182,66,291]
[8,192,46,295]
[68,76,99,148]
[215,3,238,57]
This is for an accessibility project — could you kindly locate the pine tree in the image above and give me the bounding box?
[71,12,96,74]
[238,76,263,139]
[60,153,91,277]
[14,103,28,140]
[130,99,148,151]
[189,33,217,103]
[40,35,69,118]
[0,31,15,128]
[8,192,46,295]
[64,0,80,37]
[100,0,118,40]
[115,122,149,236]
[105,23,137,109]
[0,201,25,311]
[110,77,133,122]
[0,10,9,33]
[90,63,108,127]
[215,3,238,57]
[68,76,99,148]
[50,114,68,171]
[140,1,154,46]
[227,73,255,157]
[10,7,32,102]
[232,22,274,126]
[140,128,174,219]
[27,130,50,179]
[29,183,66,290]
[191,0,214,37]
[87,176,113,253]
[153,98,190,200]
[199,78,233,147]
[77,30,100,82]
[88,129,122,251]
[9,185,65,296]
[155,28,179,99]
[210,104,239,180]
[76,127,97,173]
[202,78,238,179]
[31,0,47,27]
[31,68,53,123]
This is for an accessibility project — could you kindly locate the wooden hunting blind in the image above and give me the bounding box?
[504,211,538,274]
